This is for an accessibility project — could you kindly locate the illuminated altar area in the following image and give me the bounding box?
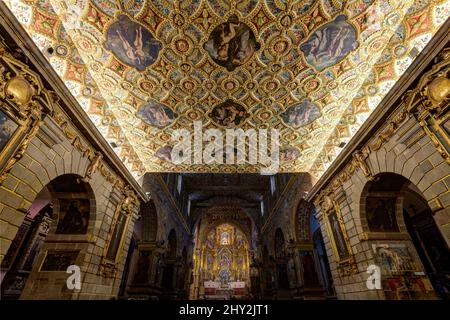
[199,223,250,299]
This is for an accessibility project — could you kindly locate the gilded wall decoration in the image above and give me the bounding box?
[405,47,450,164]
[100,186,139,277]
[0,52,44,184]
[4,0,450,177]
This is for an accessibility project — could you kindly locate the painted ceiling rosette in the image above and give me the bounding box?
[5,0,450,181]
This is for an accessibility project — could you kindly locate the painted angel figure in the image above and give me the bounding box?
[116,26,145,65]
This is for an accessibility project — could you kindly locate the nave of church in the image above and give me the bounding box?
[0,0,449,301]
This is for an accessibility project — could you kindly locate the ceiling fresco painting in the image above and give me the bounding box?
[4,0,450,180]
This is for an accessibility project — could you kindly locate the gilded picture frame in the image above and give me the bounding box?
[0,99,39,184]
[0,51,45,185]
[102,202,132,267]
[323,201,354,264]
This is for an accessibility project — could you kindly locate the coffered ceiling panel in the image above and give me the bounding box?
[5,0,450,180]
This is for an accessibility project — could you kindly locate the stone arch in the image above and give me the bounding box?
[359,171,449,241]
[0,173,97,299]
[45,174,96,235]
[0,137,110,261]
[359,173,406,234]
[357,133,450,221]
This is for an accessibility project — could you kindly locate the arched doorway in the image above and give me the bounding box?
[362,173,450,299]
[0,174,94,299]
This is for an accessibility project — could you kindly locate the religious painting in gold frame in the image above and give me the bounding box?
[103,204,131,265]
[324,201,353,264]
[0,103,22,162]
[0,96,38,183]
[0,50,44,184]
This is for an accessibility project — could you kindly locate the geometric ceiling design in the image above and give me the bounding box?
[5,0,450,181]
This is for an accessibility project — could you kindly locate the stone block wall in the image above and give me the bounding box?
[311,43,450,299]
[0,40,141,299]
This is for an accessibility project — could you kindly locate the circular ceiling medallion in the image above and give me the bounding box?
[73,34,96,55]
[262,78,280,92]
[368,36,388,53]
[185,97,197,107]
[173,36,193,55]
[203,15,260,71]
[187,109,202,120]
[162,80,174,91]
[171,12,187,28]
[393,44,408,58]
[180,77,198,92]
[139,79,156,92]
[203,80,216,91]
[121,81,133,90]
[221,78,240,93]
[269,36,291,57]
[254,109,274,123]
[55,44,69,57]
[180,62,192,73]
[209,99,249,127]
[303,78,320,92]
[245,80,257,91]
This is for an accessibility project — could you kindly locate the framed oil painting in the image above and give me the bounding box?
[324,201,353,263]
[104,14,162,71]
[104,206,130,263]
[0,102,34,183]
[204,15,260,71]
[39,250,79,271]
[372,244,417,276]
[365,197,399,232]
[0,108,19,153]
[56,199,90,234]
[300,15,358,71]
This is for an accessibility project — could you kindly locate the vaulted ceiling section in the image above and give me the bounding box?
[5,0,450,181]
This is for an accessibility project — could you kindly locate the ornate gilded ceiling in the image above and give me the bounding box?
[5,0,450,180]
